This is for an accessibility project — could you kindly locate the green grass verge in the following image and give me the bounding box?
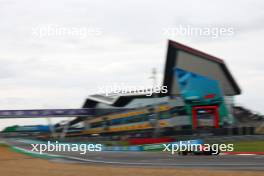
[228,140,264,152]
[9,146,60,159]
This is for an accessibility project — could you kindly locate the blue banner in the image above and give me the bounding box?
[0,108,132,118]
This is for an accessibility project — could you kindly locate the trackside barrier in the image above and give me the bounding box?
[13,138,203,152]
[142,143,164,151]
[128,137,175,145]
[14,139,143,151]
[103,139,204,152]
[103,146,143,151]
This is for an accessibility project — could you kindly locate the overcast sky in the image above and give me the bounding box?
[0,0,263,130]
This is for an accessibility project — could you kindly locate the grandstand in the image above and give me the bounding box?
[62,40,244,137]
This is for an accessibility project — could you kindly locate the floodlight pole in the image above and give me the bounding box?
[150,68,160,137]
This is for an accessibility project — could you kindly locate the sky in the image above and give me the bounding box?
[0,0,263,130]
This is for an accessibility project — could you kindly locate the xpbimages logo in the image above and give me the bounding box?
[97,84,168,96]
[31,141,102,154]
[163,141,234,155]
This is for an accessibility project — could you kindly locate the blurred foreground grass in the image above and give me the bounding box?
[228,140,264,152]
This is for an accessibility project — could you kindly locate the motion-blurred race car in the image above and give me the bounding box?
[178,144,220,155]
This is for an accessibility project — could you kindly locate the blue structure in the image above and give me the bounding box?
[174,68,223,103]
[174,68,229,129]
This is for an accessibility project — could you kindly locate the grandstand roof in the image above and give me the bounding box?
[83,40,241,108]
[164,40,241,96]
[83,92,155,108]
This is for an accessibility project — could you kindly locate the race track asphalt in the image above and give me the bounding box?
[5,138,264,170]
